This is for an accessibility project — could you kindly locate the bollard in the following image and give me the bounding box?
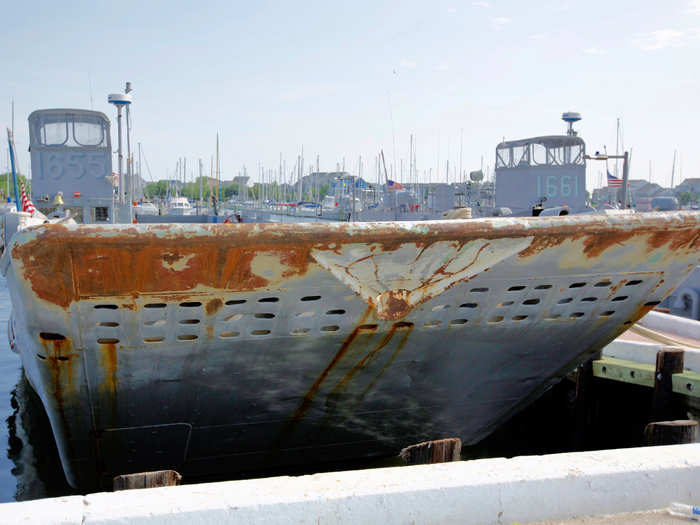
[573,352,601,450]
[644,420,698,446]
[113,469,182,491]
[650,347,685,422]
[399,438,462,465]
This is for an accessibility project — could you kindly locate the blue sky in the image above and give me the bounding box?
[2,0,699,190]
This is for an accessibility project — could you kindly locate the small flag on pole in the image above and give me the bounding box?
[20,182,36,215]
[387,179,403,190]
[607,171,622,187]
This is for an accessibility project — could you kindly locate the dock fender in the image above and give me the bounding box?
[671,287,700,320]
[0,243,11,276]
[7,313,18,354]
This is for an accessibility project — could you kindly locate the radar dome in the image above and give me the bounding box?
[562,112,582,136]
[562,111,582,123]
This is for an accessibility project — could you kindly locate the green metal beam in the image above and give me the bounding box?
[593,357,655,388]
[593,357,700,398]
[672,371,700,399]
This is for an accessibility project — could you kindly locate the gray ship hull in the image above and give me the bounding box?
[4,212,700,488]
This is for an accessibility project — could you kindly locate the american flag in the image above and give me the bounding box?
[20,182,36,215]
[386,179,403,190]
[607,171,622,188]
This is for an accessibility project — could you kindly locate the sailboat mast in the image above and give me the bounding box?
[137,142,141,200]
[615,118,620,178]
[671,149,677,188]
[199,159,203,210]
[459,128,463,184]
[216,134,220,204]
[381,150,389,182]
[316,154,320,202]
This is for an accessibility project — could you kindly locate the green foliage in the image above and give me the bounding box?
[141,179,333,204]
[0,172,31,201]
[143,180,169,198]
[319,183,330,200]
[678,191,698,206]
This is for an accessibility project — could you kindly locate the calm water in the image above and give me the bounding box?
[0,279,76,503]
[0,279,18,502]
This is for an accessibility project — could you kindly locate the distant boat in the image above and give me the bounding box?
[166,196,195,216]
[133,201,159,216]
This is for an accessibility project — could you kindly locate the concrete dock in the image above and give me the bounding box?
[1,444,698,524]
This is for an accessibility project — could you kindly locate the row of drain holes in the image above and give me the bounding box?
[41,294,660,348]
[93,295,323,311]
[87,297,661,344]
[96,310,347,327]
[94,296,346,342]
[89,279,646,312]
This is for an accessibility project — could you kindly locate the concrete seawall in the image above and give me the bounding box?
[2,444,698,524]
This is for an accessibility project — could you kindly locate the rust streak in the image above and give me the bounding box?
[647,229,700,252]
[205,298,223,316]
[289,305,374,424]
[357,322,414,402]
[582,231,636,259]
[375,241,494,321]
[38,335,81,463]
[99,343,118,394]
[377,289,413,321]
[332,322,401,393]
[517,234,569,259]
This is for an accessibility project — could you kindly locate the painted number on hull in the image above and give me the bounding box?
[536,175,579,199]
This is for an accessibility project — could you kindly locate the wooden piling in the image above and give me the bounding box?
[113,469,182,491]
[573,352,601,450]
[643,420,698,446]
[650,347,685,422]
[399,438,462,465]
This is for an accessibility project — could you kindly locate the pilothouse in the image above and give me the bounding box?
[495,112,587,216]
[28,109,116,222]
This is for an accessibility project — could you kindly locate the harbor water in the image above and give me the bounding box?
[0,279,77,503]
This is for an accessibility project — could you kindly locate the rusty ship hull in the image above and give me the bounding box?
[4,212,700,488]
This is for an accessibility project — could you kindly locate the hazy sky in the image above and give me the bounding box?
[2,0,699,191]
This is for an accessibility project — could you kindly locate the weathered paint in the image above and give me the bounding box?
[5,211,700,489]
[312,238,533,320]
[9,212,700,320]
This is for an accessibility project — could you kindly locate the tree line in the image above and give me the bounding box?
[143,179,330,203]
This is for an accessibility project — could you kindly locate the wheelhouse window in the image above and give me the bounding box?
[40,120,69,146]
[36,114,107,148]
[73,117,105,146]
[496,138,585,168]
[532,143,548,165]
